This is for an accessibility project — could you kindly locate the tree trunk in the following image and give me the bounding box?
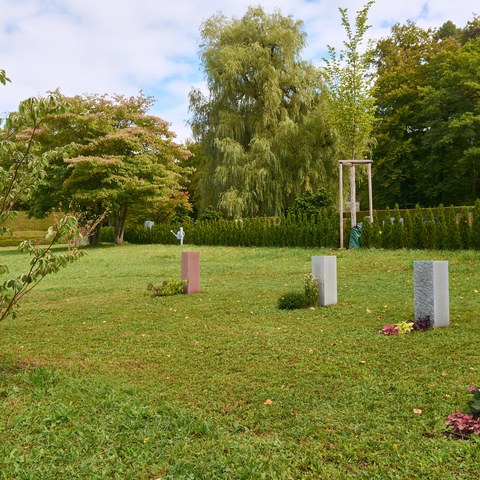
[114,205,128,245]
[88,224,102,246]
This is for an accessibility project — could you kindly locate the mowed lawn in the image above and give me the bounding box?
[0,244,479,479]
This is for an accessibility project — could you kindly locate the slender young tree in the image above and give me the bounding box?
[323,1,376,161]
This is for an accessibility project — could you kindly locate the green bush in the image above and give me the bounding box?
[147,280,186,296]
[99,226,115,243]
[277,292,308,310]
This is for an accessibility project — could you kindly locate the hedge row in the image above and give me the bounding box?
[361,202,480,250]
[99,201,480,250]
[120,210,340,248]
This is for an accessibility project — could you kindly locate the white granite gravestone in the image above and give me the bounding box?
[311,256,337,306]
[413,261,449,327]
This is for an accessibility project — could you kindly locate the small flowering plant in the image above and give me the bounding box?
[378,324,399,335]
[396,321,414,334]
[378,316,432,335]
[444,386,480,439]
[445,410,480,437]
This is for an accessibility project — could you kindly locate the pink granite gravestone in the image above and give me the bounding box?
[181,251,200,294]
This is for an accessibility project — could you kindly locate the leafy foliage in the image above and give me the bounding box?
[468,385,480,416]
[289,189,334,217]
[124,211,340,248]
[412,315,432,331]
[304,274,319,307]
[378,324,399,335]
[445,410,480,437]
[323,1,376,161]
[445,386,480,438]
[277,291,308,310]
[197,205,223,222]
[0,69,10,85]
[29,93,190,245]
[189,6,338,217]
[0,91,83,321]
[360,206,476,250]
[370,18,480,208]
[396,321,414,334]
[147,280,187,297]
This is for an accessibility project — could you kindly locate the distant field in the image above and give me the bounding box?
[0,211,57,246]
[0,245,479,479]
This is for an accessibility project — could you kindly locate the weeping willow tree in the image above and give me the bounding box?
[189,6,338,218]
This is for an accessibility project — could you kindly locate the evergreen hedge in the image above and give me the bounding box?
[122,211,340,248]
[98,201,480,250]
[360,203,479,250]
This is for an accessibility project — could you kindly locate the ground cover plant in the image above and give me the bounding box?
[0,245,479,479]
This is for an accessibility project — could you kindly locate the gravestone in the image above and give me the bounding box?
[413,261,449,327]
[311,256,337,306]
[144,220,154,229]
[181,251,200,294]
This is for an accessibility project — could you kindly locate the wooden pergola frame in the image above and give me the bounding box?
[338,160,373,248]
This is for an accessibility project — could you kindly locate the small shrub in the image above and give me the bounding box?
[198,205,223,222]
[468,385,480,416]
[378,324,399,335]
[396,321,414,334]
[444,385,480,439]
[99,226,115,243]
[147,280,187,297]
[278,292,308,310]
[413,316,432,331]
[304,274,319,307]
[445,409,480,438]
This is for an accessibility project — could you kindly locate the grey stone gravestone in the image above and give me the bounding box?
[413,261,449,327]
[311,256,337,306]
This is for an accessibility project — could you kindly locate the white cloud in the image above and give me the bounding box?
[0,0,477,141]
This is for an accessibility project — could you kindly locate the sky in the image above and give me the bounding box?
[0,0,477,142]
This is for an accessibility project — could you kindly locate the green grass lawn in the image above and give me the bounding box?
[0,244,479,479]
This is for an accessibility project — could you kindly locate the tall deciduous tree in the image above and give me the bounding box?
[30,94,190,244]
[189,6,338,218]
[370,17,480,207]
[418,37,480,204]
[369,21,439,208]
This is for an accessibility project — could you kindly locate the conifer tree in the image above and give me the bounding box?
[413,204,427,249]
[425,208,436,249]
[392,204,405,248]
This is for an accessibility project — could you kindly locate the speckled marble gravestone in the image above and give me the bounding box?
[311,256,337,306]
[413,261,449,327]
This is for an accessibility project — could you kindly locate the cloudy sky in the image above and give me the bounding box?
[0,0,477,142]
